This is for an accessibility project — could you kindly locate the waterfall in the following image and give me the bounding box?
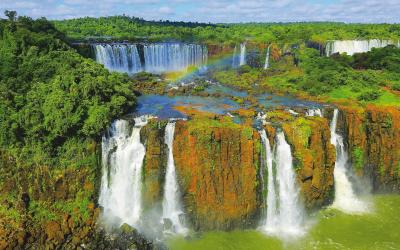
[93,44,142,74]
[330,109,368,213]
[143,43,207,73]
[232,45,239,68]
[326,39,399,56]
[99,117,147,228]
[264,45,271,70]
[259,130,305,237]
[162,122,188,235]
[93,43,207,74]
[239,43,246,66]
[306,108,323,117]
[259,130,278,231]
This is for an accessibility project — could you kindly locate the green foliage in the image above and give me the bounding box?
[358,90,381,102]
[53,16,400,45]
[352,147,364,170]
[29,200,60,223]
[0,15,136,166]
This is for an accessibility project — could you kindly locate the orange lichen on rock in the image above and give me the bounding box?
[173,118,261,230]
[281,116,335,208]
[340,104,400,191]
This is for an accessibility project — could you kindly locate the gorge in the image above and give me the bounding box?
[1,14,400,250]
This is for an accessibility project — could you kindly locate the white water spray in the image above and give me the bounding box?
[93,44,142,74]
[93,43,207,74]
[326,39,399,56]
[239,43,246,66]
[330,109,369,213]
[143,43,207,73]
[162,122,188,235]
[99,118,147,228]
[306,108,323,117]
[264,45,271,70]
[259,130,277,231]
[260,130,305,237]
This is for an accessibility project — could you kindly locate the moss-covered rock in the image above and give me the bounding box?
[279,116,335,209]
[140,120,168,210]
[173,117,262,230]
[341,105,400,192]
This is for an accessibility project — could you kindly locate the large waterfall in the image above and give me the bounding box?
[99,118,147,228]
[162,122,188,235]
[240,43,246,66]
[144,43,207,73]
[259,130,305,237]
[264,45,271,70]
[330,109,368,213]
[93,44,142,74]
[93,43,207,74]
[326,39,400,56]
[259,130,277,231]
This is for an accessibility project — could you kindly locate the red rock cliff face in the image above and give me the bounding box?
[341,105,400,192]
[172,119,261,230]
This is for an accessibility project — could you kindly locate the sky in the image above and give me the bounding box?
[0,0,399,23]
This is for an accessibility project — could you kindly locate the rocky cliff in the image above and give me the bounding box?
[173,117,261,231]
[264,111,336,209]
[340,105,400,192]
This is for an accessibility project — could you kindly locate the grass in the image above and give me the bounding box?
[371,91,400,106]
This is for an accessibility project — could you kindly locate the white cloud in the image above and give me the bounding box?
[0,0,399,23]
[158,6,174,15]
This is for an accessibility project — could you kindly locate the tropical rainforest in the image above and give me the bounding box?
[0,11,400,250]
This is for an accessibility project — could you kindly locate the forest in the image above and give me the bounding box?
[0,13,136,166]
[53,15,400,44]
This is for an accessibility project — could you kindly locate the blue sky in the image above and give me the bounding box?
[1,0,399,23]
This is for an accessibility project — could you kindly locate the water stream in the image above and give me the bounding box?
[259,130,306,237]
[162,122,188,235]
[330,109,369,213]
[99,118,147,227]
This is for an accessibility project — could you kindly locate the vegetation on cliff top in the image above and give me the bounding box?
[53,15,400,44]
[213,45,400,107]
[0,13,136,166]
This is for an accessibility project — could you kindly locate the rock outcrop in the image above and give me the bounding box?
[264,111,336,209]
[173,117,262,230]
[340,105,400,192]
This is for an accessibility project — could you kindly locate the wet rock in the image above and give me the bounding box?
[162,218,173,231]
[120,223,137,234]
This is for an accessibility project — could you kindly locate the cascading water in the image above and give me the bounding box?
[239,43,246,66]
[99,117,147,228]
[93,44,142,74]
[162,122,188,235]
[326,39,399,56]
[232,45,239,68]
[264,45,271,70]
[93,43,207,74]
[306,108,323,117]
[143,43,207,73]
[330,109,368,213]
[259,130,277,231]
[259,130,305,237]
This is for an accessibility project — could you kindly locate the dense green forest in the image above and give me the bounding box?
[0,13,136,166]
[53,15,400,44]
